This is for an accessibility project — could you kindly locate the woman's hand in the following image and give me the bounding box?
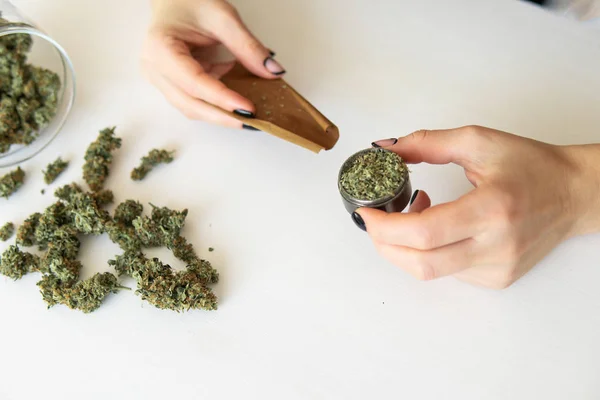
[142,0,285,128]
[355,126,600,289]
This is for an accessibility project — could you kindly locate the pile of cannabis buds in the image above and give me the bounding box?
[0,16,61,154]
[0,127,219,313]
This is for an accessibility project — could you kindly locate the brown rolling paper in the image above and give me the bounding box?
[213,63,339,153]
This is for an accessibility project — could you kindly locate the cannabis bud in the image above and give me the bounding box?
[83,126,122,191]
[0,221,14,241]
[0,166,25,198]
[43,157,69,184]
[131,149,175,181]
[0,245,40,280]
[1,126,219,313]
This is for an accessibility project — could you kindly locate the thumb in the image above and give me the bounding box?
[375,126,488,170]
[217,14,286,79]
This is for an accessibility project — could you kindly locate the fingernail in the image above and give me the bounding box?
[234,109,255,118]
[263,57,286,76]
[243,124,260,131]
[352,211,366,232]
[371,138,398,148]
[410,190,419,205]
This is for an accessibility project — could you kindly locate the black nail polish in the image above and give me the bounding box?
[234,109,255,118]
[243,124,260,131]
[263,57,286,75]
[352,212,366,232]
[409,190,419,205]
[371,138,398,148]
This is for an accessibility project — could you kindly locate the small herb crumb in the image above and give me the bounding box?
[0,222,15,241]
[41,189,45,195]
[208,247,214,252]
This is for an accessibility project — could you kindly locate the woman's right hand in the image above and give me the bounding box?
[142,0,286,128]
[356,126,600,289]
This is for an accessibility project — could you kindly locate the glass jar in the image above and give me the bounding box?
[0,0,75,168]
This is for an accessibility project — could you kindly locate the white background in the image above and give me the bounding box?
[1,0,600,399]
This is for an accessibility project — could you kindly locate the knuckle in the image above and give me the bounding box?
[460,125,484,143]
[180,107,198,120]
[487,187,520,226]
[410,129,429,143]
[244,38,264,54]
[502,241,524,265]
[414,258,437,281]
[412,225,437,250]
[212,2,238,24]
[494,269,518,289]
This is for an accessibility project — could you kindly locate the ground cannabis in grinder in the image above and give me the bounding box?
[131,149,174,181]
[0,221,14,241]
[43,157,69,184]
[0,166,25,198]
[0,17,61,154]
[340,149,407,201]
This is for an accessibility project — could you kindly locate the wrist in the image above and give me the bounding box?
[562,143,600,237]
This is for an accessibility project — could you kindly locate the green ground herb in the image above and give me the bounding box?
[340,149,407,201]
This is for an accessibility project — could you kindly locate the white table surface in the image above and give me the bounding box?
[1,0,600,399]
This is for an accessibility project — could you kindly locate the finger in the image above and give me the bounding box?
[375,126,491,169]
[215,11,286,79]
[199,60,236,80]
[147,69,243,128]
[407,190,431,213]
[373,237,477,281]
[356,190,485,250]
[150,33,255,114]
